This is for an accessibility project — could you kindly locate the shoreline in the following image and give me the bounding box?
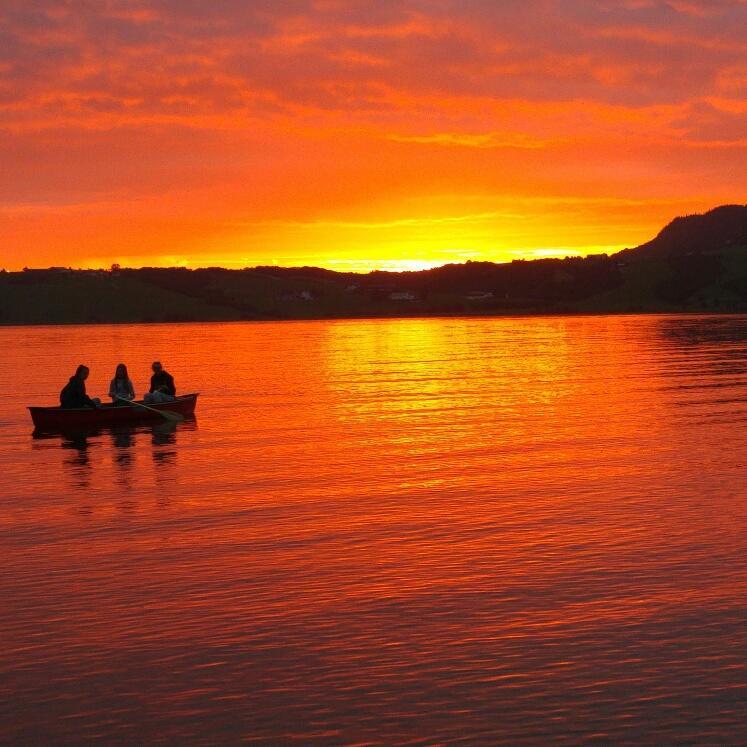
[0,307,742,329]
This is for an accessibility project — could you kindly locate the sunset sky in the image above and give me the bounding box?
[1,0,746,272]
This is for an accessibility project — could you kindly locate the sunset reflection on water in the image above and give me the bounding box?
[1,316,747,744]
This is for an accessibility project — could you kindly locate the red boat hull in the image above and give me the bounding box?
[29,393,199,431]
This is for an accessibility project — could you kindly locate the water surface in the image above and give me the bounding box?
[2,315,747,744]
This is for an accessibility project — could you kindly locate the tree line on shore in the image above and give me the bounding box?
[2,205,746,324]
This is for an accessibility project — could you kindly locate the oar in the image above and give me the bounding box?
[115,395,184,422]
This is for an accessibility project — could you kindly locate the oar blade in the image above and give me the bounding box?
[115,395,186,422]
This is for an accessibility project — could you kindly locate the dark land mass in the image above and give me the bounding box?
[2,204,747,325]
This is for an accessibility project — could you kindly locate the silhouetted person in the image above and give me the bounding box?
[109,363,135,403]
[60,365,101,409]
[145,361,176,403]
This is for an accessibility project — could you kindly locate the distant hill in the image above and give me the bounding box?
[2,204,747,325]
[620,205,747,259]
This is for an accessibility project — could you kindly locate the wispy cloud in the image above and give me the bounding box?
[386,132,558,149]
[0,0,745,268]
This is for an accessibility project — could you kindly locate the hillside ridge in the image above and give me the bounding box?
[2,204,747,324]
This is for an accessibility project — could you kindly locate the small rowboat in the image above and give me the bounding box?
[29,393,199,431]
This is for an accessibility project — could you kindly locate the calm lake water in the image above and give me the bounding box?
[2,315,747,744]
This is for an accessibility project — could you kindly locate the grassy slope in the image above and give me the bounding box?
[0,274,240,325]
[576,258,677,313]
[202,271,464,318]
[708,245,747,306]
[207,271,369,318]
[4,246,747,325]
[578,246,747,313]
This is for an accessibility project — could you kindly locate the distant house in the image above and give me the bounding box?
[279,290,314,302]
[345,284,359,293]
[389,291,417,301]
[465,291,494,301]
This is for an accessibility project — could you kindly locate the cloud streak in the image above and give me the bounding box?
[0,0,745,269]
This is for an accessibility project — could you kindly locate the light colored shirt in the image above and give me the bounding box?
[109,377,135,400]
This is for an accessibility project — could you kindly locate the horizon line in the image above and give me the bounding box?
[5,250,623,276]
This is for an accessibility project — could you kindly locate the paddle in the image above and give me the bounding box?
[115,395,184,422]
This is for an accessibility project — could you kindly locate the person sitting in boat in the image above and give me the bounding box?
[144,361,176,404]
[109,363,135,404]
[60,365,101,409]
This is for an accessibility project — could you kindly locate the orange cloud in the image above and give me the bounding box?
[0,0,745,270]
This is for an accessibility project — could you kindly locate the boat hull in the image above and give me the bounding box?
[29,393,198,431]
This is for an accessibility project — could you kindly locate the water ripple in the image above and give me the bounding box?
[1,315,746,744]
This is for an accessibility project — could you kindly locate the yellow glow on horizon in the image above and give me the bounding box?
[22,195,701,274]
[2,2,745,272]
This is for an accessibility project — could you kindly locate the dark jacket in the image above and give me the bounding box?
[150,370,176,396]
[60,376,97,409]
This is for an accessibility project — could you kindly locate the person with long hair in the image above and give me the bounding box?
[109,363,135,403]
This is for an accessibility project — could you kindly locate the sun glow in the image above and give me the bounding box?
[1,2,745,271]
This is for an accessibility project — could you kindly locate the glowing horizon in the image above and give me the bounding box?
[1,1,745,272]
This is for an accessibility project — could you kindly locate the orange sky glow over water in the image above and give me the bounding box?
[1,1,746,271]
[3,316,747,742]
